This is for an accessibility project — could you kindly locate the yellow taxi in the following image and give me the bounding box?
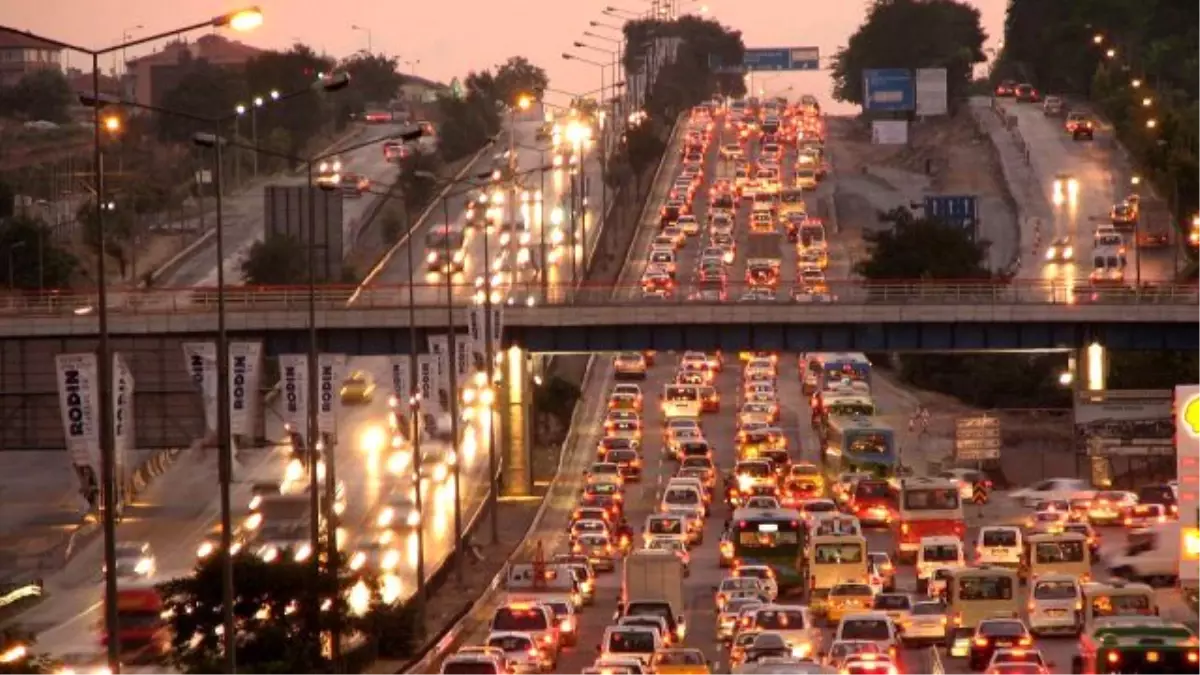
[826,581,875,623]
[788,462,825,493]
[608,392,641,413]
[651,648,711,674]
[339,370,375,404]
[614,352,647,380]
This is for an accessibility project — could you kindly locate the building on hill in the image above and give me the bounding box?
[0,31,63,86]
[124,34,262,107]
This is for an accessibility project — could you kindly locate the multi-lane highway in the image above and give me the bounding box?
[159,121,411,288]
[431,99,1193,675]
[998,98,1176,295]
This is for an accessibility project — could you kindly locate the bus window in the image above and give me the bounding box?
[736,521,801,548]
[1090,592,1153,618]
[958,575,1013,602]
[813,542,864,564]
[849,433,889,455]
[1034,540,1085,564]
[904,488,959,510]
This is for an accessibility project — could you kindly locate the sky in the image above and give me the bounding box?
[4,0,1008,114]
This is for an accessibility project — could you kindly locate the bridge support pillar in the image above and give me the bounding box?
[1078,342,1107,392]
[500,345,532,497]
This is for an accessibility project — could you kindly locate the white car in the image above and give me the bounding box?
[916,536,964,593]
[734,565,780,601]
[1027,574,1082,636]
[1010,478,1088,508]
[110,541,156,578]
[976,526,1023,568]
[902,600,948,645]
[833,611,900,655]
[485,631,549,673]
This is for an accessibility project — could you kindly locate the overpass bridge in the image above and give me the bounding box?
[0,280,1195,352]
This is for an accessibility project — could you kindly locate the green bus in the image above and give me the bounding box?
[822,415,897,481]
[729,507,807,597]
[1073,618,1198,674]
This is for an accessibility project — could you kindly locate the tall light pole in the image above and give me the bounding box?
[3,10,265,673]
[350,24,372,53]
[234,89,279,179]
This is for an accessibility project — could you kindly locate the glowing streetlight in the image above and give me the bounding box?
[517,94,533,110]
[1141,97,1153,107]
[1105,48,1116,59]
[1092,33,1104,44]
[222,6,264,32]
[1145,118,1157,129]
[1131,78,1142,88]
[102,115,121,133]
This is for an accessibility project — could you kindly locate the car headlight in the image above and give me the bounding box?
[349,552,366,571]
[249,495,263,511]
[1045,248,1056,260]
[245,512,263,530]
[260,547,278,562]
[1064,247,1073,259]
[382,549,401,570]
[453,250,465,263]
[197,542,214,559]
[377,508,395,527]
[426,251,438,263]
[406,510,422,527]
[294,544,313,562]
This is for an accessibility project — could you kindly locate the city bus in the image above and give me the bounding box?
[814,387,876,434]
[729,507,807,596]
[945,566,1019,656]
[822,416,897,481]
[802,352,872,394]
[1080,579,1157,632]
[1074,619,1197,675]
[894,477,965,562]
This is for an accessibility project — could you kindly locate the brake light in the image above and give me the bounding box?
[1018,636,1032,646]
[1107,652,1120,664]
[528,647,540,657]
[974,637,989,647]
[541,634,554,645]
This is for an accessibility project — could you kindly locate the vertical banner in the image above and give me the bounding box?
[277,354,308,435]
[112,353,134,496]
[490,306,504,346]
[1175,385,1199,585]
[467,306,486,370]
[229,342,263,438]
[55,353,100,470]
[416,354,441,417]
[428,335,450,412]
[389,355,411,404]
[317,353,347,435]
[181,342,218,435]
[454,338,471,386]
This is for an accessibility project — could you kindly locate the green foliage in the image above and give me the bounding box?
[831,0,986,111]
[1108,351,1200,390]
[533,375,582,428]
[243,45,338,158]
[77,202,137,279]
[855,207,991,280]
[157,57,247,143]
[396,152,445,214]
[340,53,404,106]
[241,235,310,285]
[624,16,747,116]
[896,353,1071,409]
[435,90,499,163]
[624,119,669,177]
[492,56,550,107]
[0,215,77,290]
[0,69,72,122]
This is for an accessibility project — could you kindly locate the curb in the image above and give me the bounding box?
[124,446,185,500]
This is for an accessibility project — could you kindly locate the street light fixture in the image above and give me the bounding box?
[1131,78,1142,88]
[1,11,263,673]
[1105,48,1117,59]
[350,24,373,53]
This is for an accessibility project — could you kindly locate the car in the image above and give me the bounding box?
[1087,490,1138,525]
[994,79,1018,97]
[824,640,885,670]
[1025,508,1070,534]
[987,648,1049,672]
[1110,200,1139,227]
[614,352,648,380]
[1042,96,1064,116]
[650,647,711,674]
[1010,478,1087,508]
[340,370,375,404]
[870,593,913,631]
[841,654,900,674]
[485,631,551,673]
[1124,502,1169,528]
[1014,83,1040,102]
[1044,237,1074,263]
[867,552,896,592]
[902,600,948,645]
[1065,111,1094,140]
[968,619,1033,671]
[109,541,156,578]
[1051,173,1079,205]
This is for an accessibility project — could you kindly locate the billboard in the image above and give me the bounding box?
[916,68,948,116]
[263,185,345,282]
[709,47,820,73]
[925,195,980,241]
[229,342,263,438]
[871,120,908,145]
[863,69,915,111]
[1074,390,1173,457]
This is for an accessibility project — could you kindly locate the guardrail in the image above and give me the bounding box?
[3,279,1195,316]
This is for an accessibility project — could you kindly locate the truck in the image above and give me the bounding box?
[620,550,686,641]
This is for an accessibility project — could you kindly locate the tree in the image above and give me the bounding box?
[435,91,497,163]
[340,53,404,105]
[855,207,991,280]
[0,215,77,290]
[78,202,136,279]
[243,45,339,156]
[831,0,986,112]
[493,56,549,107]
[623,16,746,113]
[5,69,72,122]
[157,57,247,143]
[396,152,444,214]
[241,235,310,285]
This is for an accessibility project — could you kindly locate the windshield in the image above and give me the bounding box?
[664,489,699,505]
[874,595,910,610]
[492,608,547,631]
[753,609,805,630]
[1034,540,1085,564]
[735,521,801,549]
[904,488,960,510]
[855,482,892,499]
[848,433,890,455]
[1033,581,1077,600]
[487,635,533,652]
[665,386,698,401]
[840,619,891,640]
[957,575,1014,601]
[983,529,1018,547]
[1090,593,1154,617]
[738,462,772,478]
[814,543,864,564]
[829,402,873,416]
[922,544,960,562]
[608,630,656,653]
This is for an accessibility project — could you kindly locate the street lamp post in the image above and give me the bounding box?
[350,24,373,53]
[2,10,264,672]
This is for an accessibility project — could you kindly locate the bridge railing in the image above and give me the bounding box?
[0,279,1195,315]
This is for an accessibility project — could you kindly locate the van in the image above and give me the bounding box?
[1106,521,1180,585]
[1027,574,1082,636]
[975,526,1022,568]
[834,611,900,660]
[1026,532,1090,581]
[917,536,965,594]
[602,625,663,666]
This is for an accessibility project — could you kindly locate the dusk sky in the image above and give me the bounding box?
[6,0,1007,113]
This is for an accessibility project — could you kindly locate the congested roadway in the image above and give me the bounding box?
[995,96,1176,297]
[433,98,1194,675]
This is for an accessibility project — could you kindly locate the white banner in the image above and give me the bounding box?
[278,354,308,434]
[229,342,263,437]
[490,306,504,346]
[428,335,450,412]
[416,354,442,416]
[454,337,471,386]
[916,67,948,117]
[317,353,347,435]
[467,306,503,370]
[182,342,218,434]
[389,355,412,405]
[871,120,909,145]
[113,353,134,491]
[55,353,99,469]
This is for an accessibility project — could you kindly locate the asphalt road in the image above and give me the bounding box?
[158,122,412,289]
[361,115,605,307]
[997,98,1175,291]
[27,354,494,668]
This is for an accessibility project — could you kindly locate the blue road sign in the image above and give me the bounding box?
[709,47,820,73]
[863,68,915,111]
[924,195,980,241]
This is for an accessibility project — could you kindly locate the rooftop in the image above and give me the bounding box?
[126,34,263,68]
[0,31,63,50]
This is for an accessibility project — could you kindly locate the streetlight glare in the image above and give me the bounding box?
[518,95,533,110]
[103,115,121,133]
[223,7,264,32]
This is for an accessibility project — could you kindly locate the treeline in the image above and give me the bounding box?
[997,0,1199,230]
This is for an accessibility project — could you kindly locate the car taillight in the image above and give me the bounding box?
[1018,636,1032,646]
[528,647,540,657]
[974,637,989,647]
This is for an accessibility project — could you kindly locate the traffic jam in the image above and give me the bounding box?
[435,98,1195,675]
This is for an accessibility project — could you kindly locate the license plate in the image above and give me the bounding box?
[990,548,1009,556]
[1047,609,1067,616]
